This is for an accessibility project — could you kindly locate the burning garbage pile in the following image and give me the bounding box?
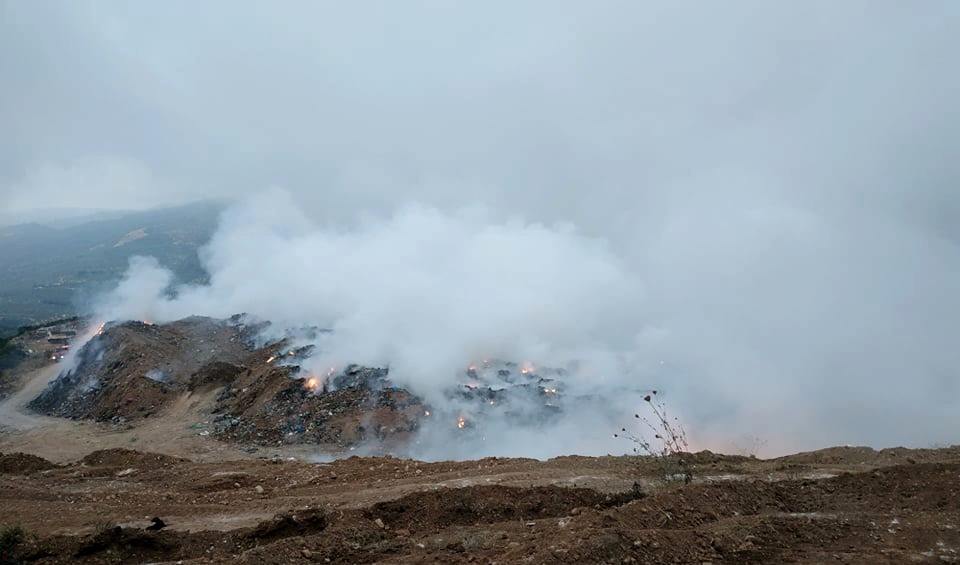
[211,360,425,448]
[25,315,607,455]
[444,359,566,429]
[301,358,575,442]
[228,358,577,451]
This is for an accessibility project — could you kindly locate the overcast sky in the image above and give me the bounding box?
[2,2,957,233]
[3,2,960,451]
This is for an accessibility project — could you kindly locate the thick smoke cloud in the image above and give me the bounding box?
[4,2,960,455]
[105,190,642,384]
[98,184,960,457]
[96,191,654,457]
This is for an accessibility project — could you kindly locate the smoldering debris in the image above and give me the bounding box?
[24,316,633,459]
[144,369,170,384]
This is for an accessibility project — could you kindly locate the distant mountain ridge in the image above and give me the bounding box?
[0,207,136,228]
[0,201,223,335]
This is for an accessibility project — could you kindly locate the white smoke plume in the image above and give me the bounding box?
[6,3,958,458]
[93,185,960,458]
[92,190,658,457]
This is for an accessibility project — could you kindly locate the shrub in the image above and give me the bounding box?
[614,390,692,483]
[0,525,25,564]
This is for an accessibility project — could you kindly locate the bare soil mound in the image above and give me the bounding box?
[28,317,253,421]
[79,448,185,469]
[244,509,329,543]
[2,447,958,563]
[368,484,643,532]
[775,444,960,466]
[0,451,57,474]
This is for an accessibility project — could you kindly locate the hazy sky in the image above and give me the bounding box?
[2,2,957,230]
[4,2,960,453]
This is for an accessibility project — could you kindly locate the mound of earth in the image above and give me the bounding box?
[367,484,644,532]
[2,447,959,564]
[79,448,185,469]
[0,452,57,474]
[28,317,254,421]
[775,444,960,466]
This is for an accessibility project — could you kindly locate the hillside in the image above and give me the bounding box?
[0,202,220,334]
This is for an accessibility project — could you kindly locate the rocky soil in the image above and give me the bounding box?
[1,446,959,563]
[3,318,959,563]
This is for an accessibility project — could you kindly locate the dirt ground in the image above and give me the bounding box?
[2,366,960,563]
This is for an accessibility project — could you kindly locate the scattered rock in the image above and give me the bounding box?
[145,517,166,531]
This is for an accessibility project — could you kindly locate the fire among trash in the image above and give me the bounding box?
[32,316,579,452]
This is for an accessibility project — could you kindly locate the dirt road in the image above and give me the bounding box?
[0,364,256,463]
[0,363,61,431]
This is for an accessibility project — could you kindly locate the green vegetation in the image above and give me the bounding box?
[0,525,25,564]
[0,202,219,333]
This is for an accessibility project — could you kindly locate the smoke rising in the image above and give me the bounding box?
[93,190,660,457]
[93,182,960,458]
[5,3,958,456]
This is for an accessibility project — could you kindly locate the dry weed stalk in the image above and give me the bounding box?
[614,390,692,483]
